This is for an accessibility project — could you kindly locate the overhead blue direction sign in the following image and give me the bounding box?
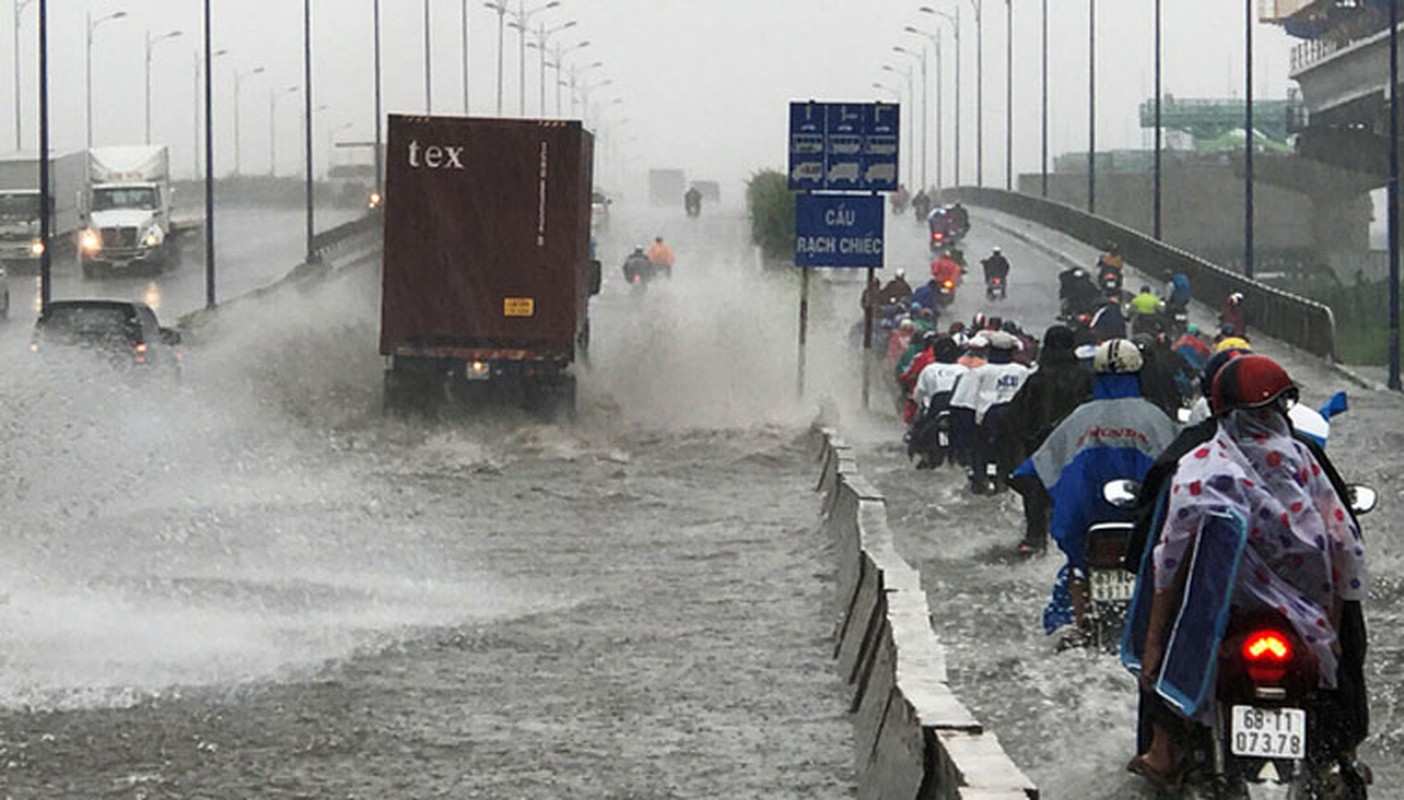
[795,194,885,268]
[788,102,826,191]
[787,101,900,192]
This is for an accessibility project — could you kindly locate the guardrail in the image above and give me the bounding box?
[938,187,1337,360]
[816,429,1038,800]
[310,210,383,262]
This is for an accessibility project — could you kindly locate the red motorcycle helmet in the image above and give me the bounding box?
[1210,354,1298,417]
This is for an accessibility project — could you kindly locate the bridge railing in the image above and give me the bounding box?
[938,187,1337,360]
[310,210,383,262]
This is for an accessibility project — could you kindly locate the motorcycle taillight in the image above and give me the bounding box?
[1242,629,1292,685]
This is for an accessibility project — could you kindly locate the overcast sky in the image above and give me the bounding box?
[9,0,1299,197]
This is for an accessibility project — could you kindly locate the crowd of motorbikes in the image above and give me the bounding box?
[863,214,1374,797]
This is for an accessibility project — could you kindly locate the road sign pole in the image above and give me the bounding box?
[798,267,809,400]
[863,266,875,409]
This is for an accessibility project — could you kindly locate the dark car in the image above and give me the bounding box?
[30,299,183,373]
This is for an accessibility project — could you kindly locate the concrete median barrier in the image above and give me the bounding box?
[815,428,1038,800]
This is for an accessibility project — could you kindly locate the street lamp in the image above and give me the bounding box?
[547,43,591,117]
[484,1,509,115]
[192,47,228,178]
[145,29,183,144]
[579,76,611,125]
[1244,0,1254,277]
[902,27,943,189]
[521,19,575,115]
[1088,0,1096,213]
[567,59,602,117]
[1004,0,1012,191]
[424,0,432,112]
[374,0,383,196]
[919,6,960,186]
[880,64,915,189]
[460,0,470,112]
[964,0,985,187]
[86,9,128,150]
[13,0,35,150]
[269,85,298,176]
[232,65,265,175]
[506,0,561,116]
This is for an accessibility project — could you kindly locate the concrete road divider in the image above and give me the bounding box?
[816,428,1038,800]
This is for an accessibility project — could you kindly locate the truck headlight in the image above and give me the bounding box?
[29,239,45,256]
[80,229,101,253]
[143,227,165,248]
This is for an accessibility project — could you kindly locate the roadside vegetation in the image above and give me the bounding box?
[1280,267,1395,365]
[746,169,795,266]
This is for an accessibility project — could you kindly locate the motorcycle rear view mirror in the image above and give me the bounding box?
[1102,479,1141,510]
[1347,484,1378,516]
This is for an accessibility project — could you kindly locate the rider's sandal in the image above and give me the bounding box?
[1126,753,1183,792]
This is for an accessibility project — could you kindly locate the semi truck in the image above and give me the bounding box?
[380,115,601,416]
[80,145,178,278]
[0,150,86,271]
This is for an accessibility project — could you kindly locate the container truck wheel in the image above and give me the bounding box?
[383,363,442,415]
[525,373,576,422]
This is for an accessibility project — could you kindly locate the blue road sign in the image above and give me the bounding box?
[795,194,885,268]
[787,101,900,192]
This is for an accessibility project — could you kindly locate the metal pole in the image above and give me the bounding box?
[920,48,928,190]
[936,32,944,189]
[85,12,92,150]
[1389,0,1400,389]
[13,0,24,151]
[954,7,962,186]
[424,0,432,112]
[1040,0,1047,196]
[1244,0,1255,279]
[797,267,809,399]
[38,0,48,312]
[145,34,152,144]
[234,72,242,175]
[1005,0,1012,191]
[203,0,215,309]
[495,5,505,115]
[374,0,383,197]
[193,52,199,177]
[468,0,480,112]
[1087,0,1095,214]
[1154,0,1162,239]
[538,24,547,114]
[973,0,983,187]
[863,266,874,409]
[304,0,316,263]
[517,0,526,115]
[269,88,276,175]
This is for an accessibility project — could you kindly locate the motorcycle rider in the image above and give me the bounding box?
[647,236,676,278]
[912,188,932,222]
[1000,324,1094,554]
[1127,285,1163,337]
[878,268,914,306]
[891,184,909,215]
[1162,267,1191,314]
[622,245,653,284]
[1126,354,1367,791]
[949,330,1030,494]
[948,201,970,235]
[1090,295,1128,341]
[981,246,1011,296]
[1220,291,1248,337]
[683,185,702,218]
[1096,241,1125,294]
[898,331,941,424]
[907,335,968,469]
[1059,267,1102,321]
[1012,339,1179,641]
[930,249,963,299]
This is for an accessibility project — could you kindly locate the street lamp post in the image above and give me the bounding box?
[13,0,35,151]
[920,6,959,186]
[891,47,926,191]
[303,0,315,263]
[880,63,916,189]
[1041,0,1048,196]
[1389,0,1400,390]
[1088,0,1096,213]
[567,60,602,118]
[484,1,508,115]
[1244,0,1254,278]
[1005,0,1012,191]
[270,85,298,176]
[145,29,183,145]
[460,0,470,113]
[548,44,591,117]
[1153,0,1162,239]
[86,9,128,150]
[37,0,48,311]
[192,49,228,179]
[424,0,432,112]
[508,0,561,116]
[374,0,383,197]
[966,0,983,187]
[904,25,943,190]
[524,19,575,115]
[232,65,265,175]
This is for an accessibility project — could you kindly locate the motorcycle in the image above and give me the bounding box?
[986,275,1007,302]
[1110,479,1378,799]
[1079,516,1136,653]
[905,393,954,469]
[935,278,957,308]
[1098,264,1124,298]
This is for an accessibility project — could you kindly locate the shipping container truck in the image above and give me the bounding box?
[0,150,86,271]
[80,145,178,278]
[380,115,601,416]
[648,168,685,207]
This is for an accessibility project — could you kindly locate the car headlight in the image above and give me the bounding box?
[367,191,382,209]
[143,227,165,248]
[80,229,101,253]
[29,239,44,256]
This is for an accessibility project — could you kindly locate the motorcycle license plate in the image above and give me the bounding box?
[1089,569,1135,602]
[1230,706,1307,759]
